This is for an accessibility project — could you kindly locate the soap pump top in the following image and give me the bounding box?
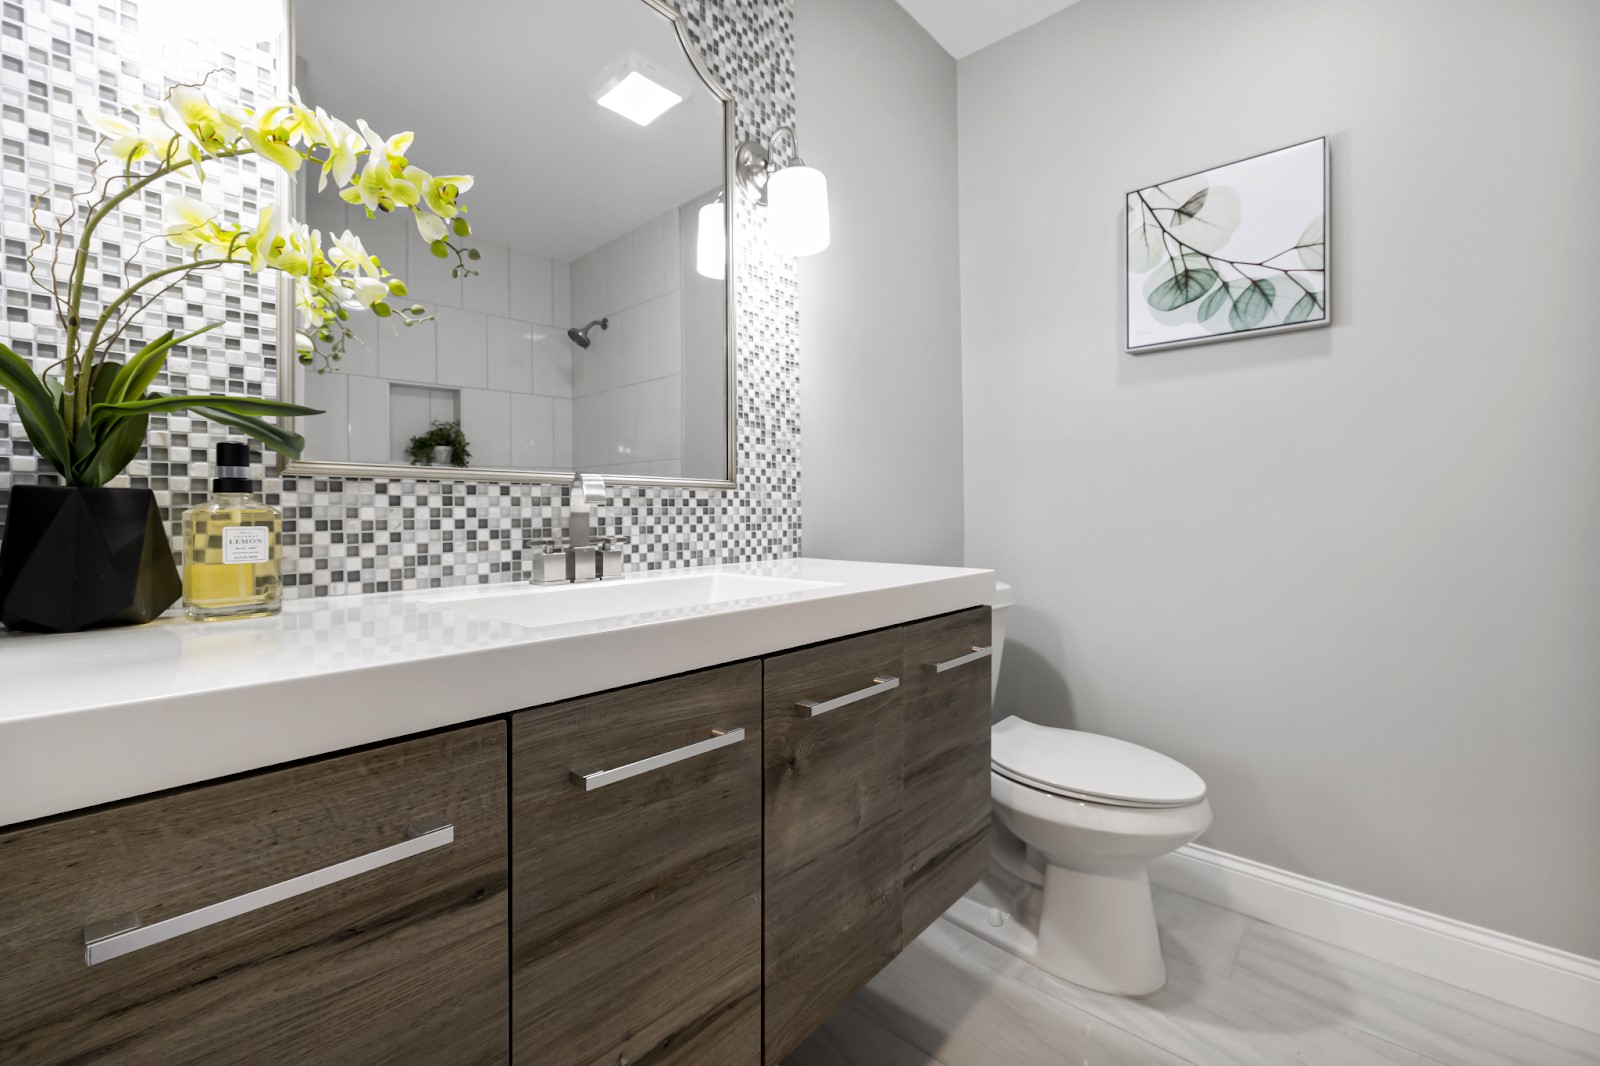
[212,440,254,494]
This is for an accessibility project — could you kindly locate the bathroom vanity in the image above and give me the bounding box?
[0,560,993,1064]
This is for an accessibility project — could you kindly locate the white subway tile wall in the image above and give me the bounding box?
[0,0,800,597]
[569,207,697,477]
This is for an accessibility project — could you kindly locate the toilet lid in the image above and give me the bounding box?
[990,717,1206,808]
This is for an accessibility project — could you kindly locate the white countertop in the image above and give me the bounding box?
[0,558,992,827]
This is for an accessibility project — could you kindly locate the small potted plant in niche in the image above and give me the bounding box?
[0,82,479,632]
[406,421,472,468]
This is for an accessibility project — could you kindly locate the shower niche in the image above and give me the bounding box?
[279,0,734,486]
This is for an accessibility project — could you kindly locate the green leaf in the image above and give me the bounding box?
[0,342,72,475]
[1173,188,1208,222]
[192,405,307,460]
[1228,278,1276,331]
[1197,283,1233,322]
[1147,268,1219,312]
[89,361,124,408]
[1127,222,1166,273]
[86,411,149,487]
[1297,214,1325,269]
[89,394,322,427]
[107,322,221,406]
[1284,291,1324,325]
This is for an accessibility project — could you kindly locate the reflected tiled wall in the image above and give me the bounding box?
[572,205,686,479]
[298,190,576,471]
[0,0,801,598]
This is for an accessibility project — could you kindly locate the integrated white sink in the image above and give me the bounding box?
[422,572,839,630]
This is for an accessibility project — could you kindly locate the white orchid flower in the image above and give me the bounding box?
[162,196,220,250]
[84,109,160,165]
[346,276,390,308]
[328,230,381,277]
[414,210,447,243]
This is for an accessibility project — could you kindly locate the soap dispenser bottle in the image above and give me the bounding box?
[182,441,282,621]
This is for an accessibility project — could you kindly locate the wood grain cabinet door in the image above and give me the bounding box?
[900,607,993,942]
[0,722,509,1066]
[761,626,906,1066]
[511,662,763,1066]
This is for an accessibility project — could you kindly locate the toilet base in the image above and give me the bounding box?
[947,861,1167,996]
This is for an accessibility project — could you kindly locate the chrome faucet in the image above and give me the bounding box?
[566,474,605,583]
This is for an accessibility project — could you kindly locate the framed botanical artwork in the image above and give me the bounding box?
[1126,137,1329,354]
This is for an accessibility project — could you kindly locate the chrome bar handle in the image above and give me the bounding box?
[924,646,993,674]
[570,727,745,791]
[82,819,454,967]
[796,675,901,717]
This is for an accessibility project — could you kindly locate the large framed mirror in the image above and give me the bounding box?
[278,0,736,487]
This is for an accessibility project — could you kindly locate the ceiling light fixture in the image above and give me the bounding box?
[593,61,684,127]
[735,126,830,256]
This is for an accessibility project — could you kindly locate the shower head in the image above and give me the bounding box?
[567,318,609,349]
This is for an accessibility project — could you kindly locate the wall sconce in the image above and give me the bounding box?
[735,126,831,256]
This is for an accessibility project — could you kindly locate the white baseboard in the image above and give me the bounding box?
[1148,843,1600,1036]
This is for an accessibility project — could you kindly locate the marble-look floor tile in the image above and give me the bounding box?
[851,921,1197,1065]
[785,1002,950,1066]
[1233,921,1600,1066]
[1152,887,1250,976]
[929,918,1418,1066]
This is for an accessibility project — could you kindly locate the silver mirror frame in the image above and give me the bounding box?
[273,0,738,489]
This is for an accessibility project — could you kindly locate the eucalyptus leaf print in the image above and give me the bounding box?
[1126,138,1329,352]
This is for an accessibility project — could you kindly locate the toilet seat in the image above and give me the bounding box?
[991,717,1206,809]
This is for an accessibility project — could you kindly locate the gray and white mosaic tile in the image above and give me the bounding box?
[0,0,801,598]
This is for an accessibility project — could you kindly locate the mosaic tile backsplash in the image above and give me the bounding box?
[0,0,800,598]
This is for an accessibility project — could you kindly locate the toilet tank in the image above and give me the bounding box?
[990,580,1013,705]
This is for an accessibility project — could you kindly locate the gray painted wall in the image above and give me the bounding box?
[795,0,965,565]
[958,0,1600,956]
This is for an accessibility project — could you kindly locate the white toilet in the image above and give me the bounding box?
[948,581,1212,996]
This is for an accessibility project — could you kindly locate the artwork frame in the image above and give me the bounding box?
[1126,137,1330,354]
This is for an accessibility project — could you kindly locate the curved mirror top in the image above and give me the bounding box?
[283,0,734,485]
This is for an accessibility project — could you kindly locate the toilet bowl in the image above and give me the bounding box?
[946,580,1212,996]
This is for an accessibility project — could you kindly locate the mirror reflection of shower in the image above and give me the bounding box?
[568,318,609,349]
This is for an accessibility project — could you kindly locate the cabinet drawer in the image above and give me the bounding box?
[0,722,509,1065]
[511,663,762,1066]
[762,626,906,1065]
[901,607,993,941]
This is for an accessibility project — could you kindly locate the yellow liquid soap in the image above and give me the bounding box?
[183,495,282,621]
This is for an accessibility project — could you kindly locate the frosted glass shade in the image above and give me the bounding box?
[768,165,830,256]
[696,200,726,280]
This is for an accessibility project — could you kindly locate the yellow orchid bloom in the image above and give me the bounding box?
[241,205,292,273]
[161,85,243,155]
[315,110,363,191]
[341,155,421,214]
[422,173,474,218]
[243,123,303,172]
[84,109,161,165]
[161,196,222,251]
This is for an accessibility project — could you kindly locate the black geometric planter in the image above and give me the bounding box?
[0,485,182,633]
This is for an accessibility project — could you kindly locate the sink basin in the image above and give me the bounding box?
[422,572,839,630]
